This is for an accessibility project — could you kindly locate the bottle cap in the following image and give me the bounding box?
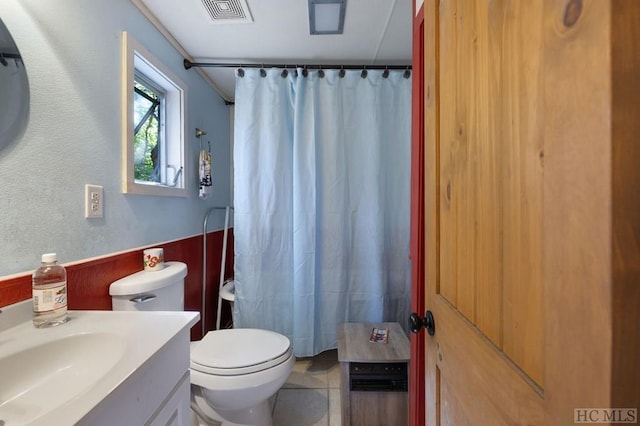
[42,253,57,263]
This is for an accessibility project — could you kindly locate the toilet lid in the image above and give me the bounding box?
[191,329,292,376]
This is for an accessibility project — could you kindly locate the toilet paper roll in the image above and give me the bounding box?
[143,248,164,271]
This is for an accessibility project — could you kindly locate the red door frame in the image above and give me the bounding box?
[409,2,425,426]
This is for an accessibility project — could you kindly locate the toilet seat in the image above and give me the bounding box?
[191,328,292,376]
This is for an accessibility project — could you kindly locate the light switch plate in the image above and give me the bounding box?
[85,184,104,219]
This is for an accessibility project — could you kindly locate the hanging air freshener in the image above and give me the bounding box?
[199,141,212,199]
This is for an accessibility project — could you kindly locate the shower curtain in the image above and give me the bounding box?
[233,68,412,356]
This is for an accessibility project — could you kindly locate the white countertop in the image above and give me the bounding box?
[0,301,199,426]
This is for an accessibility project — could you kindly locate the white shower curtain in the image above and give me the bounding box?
[233,68,412,356]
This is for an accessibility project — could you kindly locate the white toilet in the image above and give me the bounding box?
[109,261,295,426]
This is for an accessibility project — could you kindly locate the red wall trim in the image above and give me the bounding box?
[0,230,234,341]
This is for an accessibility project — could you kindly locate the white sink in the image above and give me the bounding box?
[0,332,125,424]
[0,301,199,426]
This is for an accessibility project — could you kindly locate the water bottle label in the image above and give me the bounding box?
[33,282,67,313]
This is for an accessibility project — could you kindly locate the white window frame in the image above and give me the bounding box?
[121,31,187,197]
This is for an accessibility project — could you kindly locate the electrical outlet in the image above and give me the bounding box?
[85,184,104,219]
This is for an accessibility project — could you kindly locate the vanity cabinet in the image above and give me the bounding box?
[0,303,198,426]
[148,373,191,426]
[77,318,195,426]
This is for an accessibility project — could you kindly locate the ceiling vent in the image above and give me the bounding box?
[201,0,254,24]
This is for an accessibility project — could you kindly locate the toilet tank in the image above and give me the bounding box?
[109,261,187,311]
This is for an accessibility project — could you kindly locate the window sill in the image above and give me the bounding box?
[123,180,188,197]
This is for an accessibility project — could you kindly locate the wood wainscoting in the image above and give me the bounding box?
[0,230,233,341]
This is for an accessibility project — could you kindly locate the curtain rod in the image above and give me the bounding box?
[184,59,411,71]
[0,52,22,67]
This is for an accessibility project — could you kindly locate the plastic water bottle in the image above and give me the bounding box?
[32,253,68,327]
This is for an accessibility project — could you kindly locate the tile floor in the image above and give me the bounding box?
[272,349,342,426]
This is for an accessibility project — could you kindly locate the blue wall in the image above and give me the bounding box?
[0,0,231,276]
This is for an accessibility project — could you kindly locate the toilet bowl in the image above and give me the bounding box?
[190,329,295,426]
[109,262,294,426]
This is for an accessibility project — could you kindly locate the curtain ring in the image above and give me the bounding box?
[361,67,368,79]
[318,67,325,78]
[404,67,411,79]
[302,67,308,78]
[260,65,266,78]
[281,69,288,78]
[237,68,245,77]
[339,66,345,78]
[382,67,390,79]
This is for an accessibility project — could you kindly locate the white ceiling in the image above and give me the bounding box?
[135,0,413,101]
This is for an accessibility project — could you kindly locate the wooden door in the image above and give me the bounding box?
[423,1,640,424]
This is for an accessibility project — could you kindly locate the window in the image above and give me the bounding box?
[122,32,187,196]
[133,73,163,183]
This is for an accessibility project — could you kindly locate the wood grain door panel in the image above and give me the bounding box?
[433,299,543,425]
[424,1,639,425]
[432,0,544,389]
[425,0,546,423]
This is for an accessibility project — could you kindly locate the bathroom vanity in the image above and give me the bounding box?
[337,322,410,426]
[0,300,199,426]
